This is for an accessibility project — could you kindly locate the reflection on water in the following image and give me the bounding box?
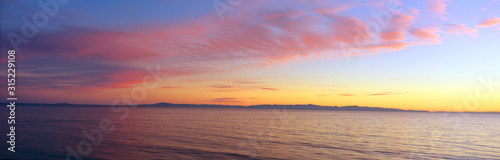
[1,106,500,159]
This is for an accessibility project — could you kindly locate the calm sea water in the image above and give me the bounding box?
[1,105,500,159]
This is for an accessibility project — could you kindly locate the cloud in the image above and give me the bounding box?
[210,85,234,88]
[409,8,420,15]
[208,84,257,92]
[1,1,443,91]
[1,28,168,91]
[340,93,355,96]
[380,30,406,42]
[409,26,441,43]
[368,92,402,96]
[445,23,479,37]
[209,85,250,92]
[8,54,152,90]
[379,13,415,42]
[476,17,500,28]
[427,0,451,19]
[314,5,349,15]
[264,9,307,20]
[261,88,279,91]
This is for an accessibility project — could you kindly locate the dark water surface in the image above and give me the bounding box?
[1,105,500,159]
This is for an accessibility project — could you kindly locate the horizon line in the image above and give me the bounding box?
[6,102,500,113]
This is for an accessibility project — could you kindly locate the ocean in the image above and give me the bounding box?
[1,105,500,159]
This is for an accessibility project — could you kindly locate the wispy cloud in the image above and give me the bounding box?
[261,88,279,91]
[477,17,500,28]
[427,0,451,19]
[409,27,441,39]
[1,0,454,91]
[409,26,441,43]
[339,93,355,96]
[212,88,251,92]
[210,85,234,89]
[445,23,479,37]
[314,5,349,15]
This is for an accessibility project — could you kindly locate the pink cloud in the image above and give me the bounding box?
[427,0,451,19]
[265,9,307,20]
[476,17,500,28]
[378,13,415,42]
[105,70,150,89]
[409,8,420,15]
[14,1,445,91]
[362,42,413,51]
[380,30,406,42]
[34,30,163,61]
[390,13,416,29]
[314,5,349,15]
[409,27,441,41]
[445,24,479,37]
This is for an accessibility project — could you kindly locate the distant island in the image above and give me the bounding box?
[141,102,430,112]
[11,102,430,112]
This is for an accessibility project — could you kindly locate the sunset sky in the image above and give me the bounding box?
[1,0,499,112]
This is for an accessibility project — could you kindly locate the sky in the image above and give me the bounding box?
[1,0,499,112]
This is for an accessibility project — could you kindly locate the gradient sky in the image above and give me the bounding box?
[1,0,499,112]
